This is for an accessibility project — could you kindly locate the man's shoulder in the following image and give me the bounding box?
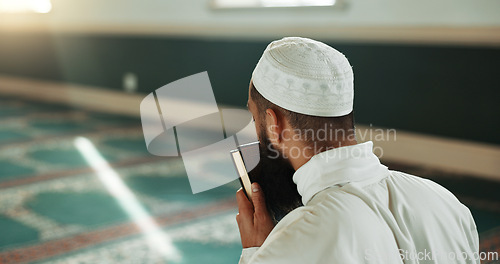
[386,170,474,223]
[284,170,472,229]
[387,170,462,203]
[257,190,400,263]
[275,189,384,233]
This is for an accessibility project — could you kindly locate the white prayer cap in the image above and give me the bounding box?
[251,37,354,117]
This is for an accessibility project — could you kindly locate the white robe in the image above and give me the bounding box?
[239,141,479,264]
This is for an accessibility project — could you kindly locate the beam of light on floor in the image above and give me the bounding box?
[74,136,181,263]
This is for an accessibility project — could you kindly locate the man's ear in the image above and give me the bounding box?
[264,108,283,145]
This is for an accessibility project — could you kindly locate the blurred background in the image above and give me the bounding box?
[0,0,499,263]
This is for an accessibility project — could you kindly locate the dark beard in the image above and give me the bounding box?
[247,129,303,224]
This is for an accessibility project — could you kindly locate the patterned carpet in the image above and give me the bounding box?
[0,96,498,263]
[0,96,242,263]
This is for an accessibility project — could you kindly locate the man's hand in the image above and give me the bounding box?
[236,183,275,248]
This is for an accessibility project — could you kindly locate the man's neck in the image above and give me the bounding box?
[289,140,358,171]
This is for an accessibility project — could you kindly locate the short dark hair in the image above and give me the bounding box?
[250,82,355,147]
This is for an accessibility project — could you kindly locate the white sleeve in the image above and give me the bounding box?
[238,247,259,264]
[469,212,481,264]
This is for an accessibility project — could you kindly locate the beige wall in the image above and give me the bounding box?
[1,0,500,45]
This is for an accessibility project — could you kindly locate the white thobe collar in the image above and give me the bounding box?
[293,141,389,205]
